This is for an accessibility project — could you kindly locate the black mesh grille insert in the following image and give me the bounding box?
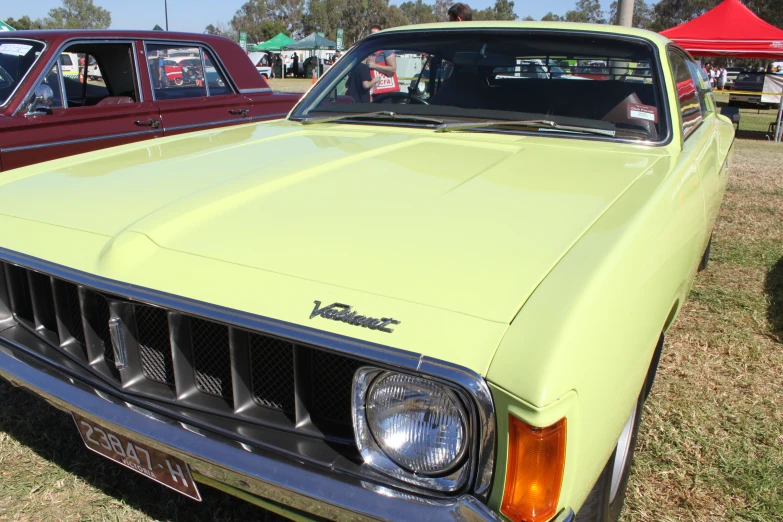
[6,264,33,324]
[310,350,364,425]
[191,317,233,403]
[249,333,295,413]
[61,282,85,345]
[135,305,174,385]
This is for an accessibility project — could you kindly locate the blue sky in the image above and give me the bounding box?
[5,0,626,33]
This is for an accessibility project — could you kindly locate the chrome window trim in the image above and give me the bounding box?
[289,27,673,148]
[200,47,211,97]
[0,246,496,501]
[143,40,238,101]
[239,87,273,94]
[0,37,48,109]
[57,54,68,109]
[11,38,144,116]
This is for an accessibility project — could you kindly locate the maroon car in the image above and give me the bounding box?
[0,30,300,171]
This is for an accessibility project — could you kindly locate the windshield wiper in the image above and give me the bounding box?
[435,119,616,137]
[299,111,444,126]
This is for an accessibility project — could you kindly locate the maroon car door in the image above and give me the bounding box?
[145,43,252,136]
[2,44,162,171]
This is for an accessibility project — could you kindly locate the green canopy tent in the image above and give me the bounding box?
[284,32,337,51]
[250,33,295,52]
[285,33,337,79]
[0,20,16,31]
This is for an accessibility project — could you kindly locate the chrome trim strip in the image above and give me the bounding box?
[200,47,210,97]
[0,37,48,110]
[11,38,142,116]
[2,129,159,153]
[239,87,273,94]
[131,41,144,103]
[250,112,290,122]
[164,119,248,132]
[553,508,576,522]
[57,54,68,109]
[0,246,496,501]
[0,342,499,521]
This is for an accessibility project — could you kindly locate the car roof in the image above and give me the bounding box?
[1,30,236,48]
[373,21,672,47]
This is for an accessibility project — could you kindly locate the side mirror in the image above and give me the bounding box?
[25,84,54,116]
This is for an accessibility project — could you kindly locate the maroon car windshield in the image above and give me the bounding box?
[0,39,46,106]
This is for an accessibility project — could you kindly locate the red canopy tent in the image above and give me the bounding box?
[660,0,783,59]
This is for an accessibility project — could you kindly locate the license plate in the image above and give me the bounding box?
[72,413,201,500]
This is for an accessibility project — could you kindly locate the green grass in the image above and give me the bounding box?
[713,91,781,138]
[1,139,782,521]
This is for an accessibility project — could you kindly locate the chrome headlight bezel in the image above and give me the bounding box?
[352,367,474,492]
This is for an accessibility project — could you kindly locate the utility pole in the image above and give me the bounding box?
[165,0,169,31]
[617,0,635,27]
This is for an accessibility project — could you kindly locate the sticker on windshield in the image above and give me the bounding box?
[627,103,658,123]
[0,43,33,56]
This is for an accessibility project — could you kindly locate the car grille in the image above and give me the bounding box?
[0,262,367,443]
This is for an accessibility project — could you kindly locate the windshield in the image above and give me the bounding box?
[291,30,666,141]
[736,73,763,83]
[0,39,46,106]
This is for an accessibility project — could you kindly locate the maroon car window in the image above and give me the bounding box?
[147,45,207,100]
[44,63,64,109]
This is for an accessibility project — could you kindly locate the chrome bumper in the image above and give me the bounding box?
[0,338,504,521]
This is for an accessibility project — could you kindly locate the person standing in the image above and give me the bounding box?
[346,60,380,103]
[448,3,473,21]
[719,66,728,90]
[292,53,299,78]
[367,25,399,97]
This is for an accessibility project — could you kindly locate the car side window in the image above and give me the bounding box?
[686,60,711,115]
[146,44,233,101]
[668,49,703,140]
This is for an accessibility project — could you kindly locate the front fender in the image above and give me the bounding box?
[486,148,706,513]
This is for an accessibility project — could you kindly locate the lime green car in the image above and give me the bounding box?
[0,22,733,522]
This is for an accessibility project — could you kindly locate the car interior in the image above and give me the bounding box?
[311,32,664,140]
[45,43,139,108]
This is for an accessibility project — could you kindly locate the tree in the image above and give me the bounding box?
[564,0,605,24]
[608,0,653,28]
[541,12,564,21]
[521,15,535,21]
[474,0,519,21]
[42,0,111,29]
[399,0,437,25]
[433,0,451,21]
[3,16,44,30]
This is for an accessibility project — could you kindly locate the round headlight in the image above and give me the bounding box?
[365,372,468,475]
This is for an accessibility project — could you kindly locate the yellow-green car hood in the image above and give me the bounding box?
[0,121,665,371]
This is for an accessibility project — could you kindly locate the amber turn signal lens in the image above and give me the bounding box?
[501,415,567,522]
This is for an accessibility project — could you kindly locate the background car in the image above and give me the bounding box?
[0,30,301,171]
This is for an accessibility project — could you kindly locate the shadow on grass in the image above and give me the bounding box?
[765,256,783,343]
[0,381,281,521]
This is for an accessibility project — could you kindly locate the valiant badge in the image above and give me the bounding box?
[310,301,400,333]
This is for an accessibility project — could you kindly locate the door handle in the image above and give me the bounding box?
[135,118,160,128]
[228,108,250,116]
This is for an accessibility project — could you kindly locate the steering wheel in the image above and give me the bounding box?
[372,91,429,105]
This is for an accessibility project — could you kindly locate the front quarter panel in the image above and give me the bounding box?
[486,142,709,514]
